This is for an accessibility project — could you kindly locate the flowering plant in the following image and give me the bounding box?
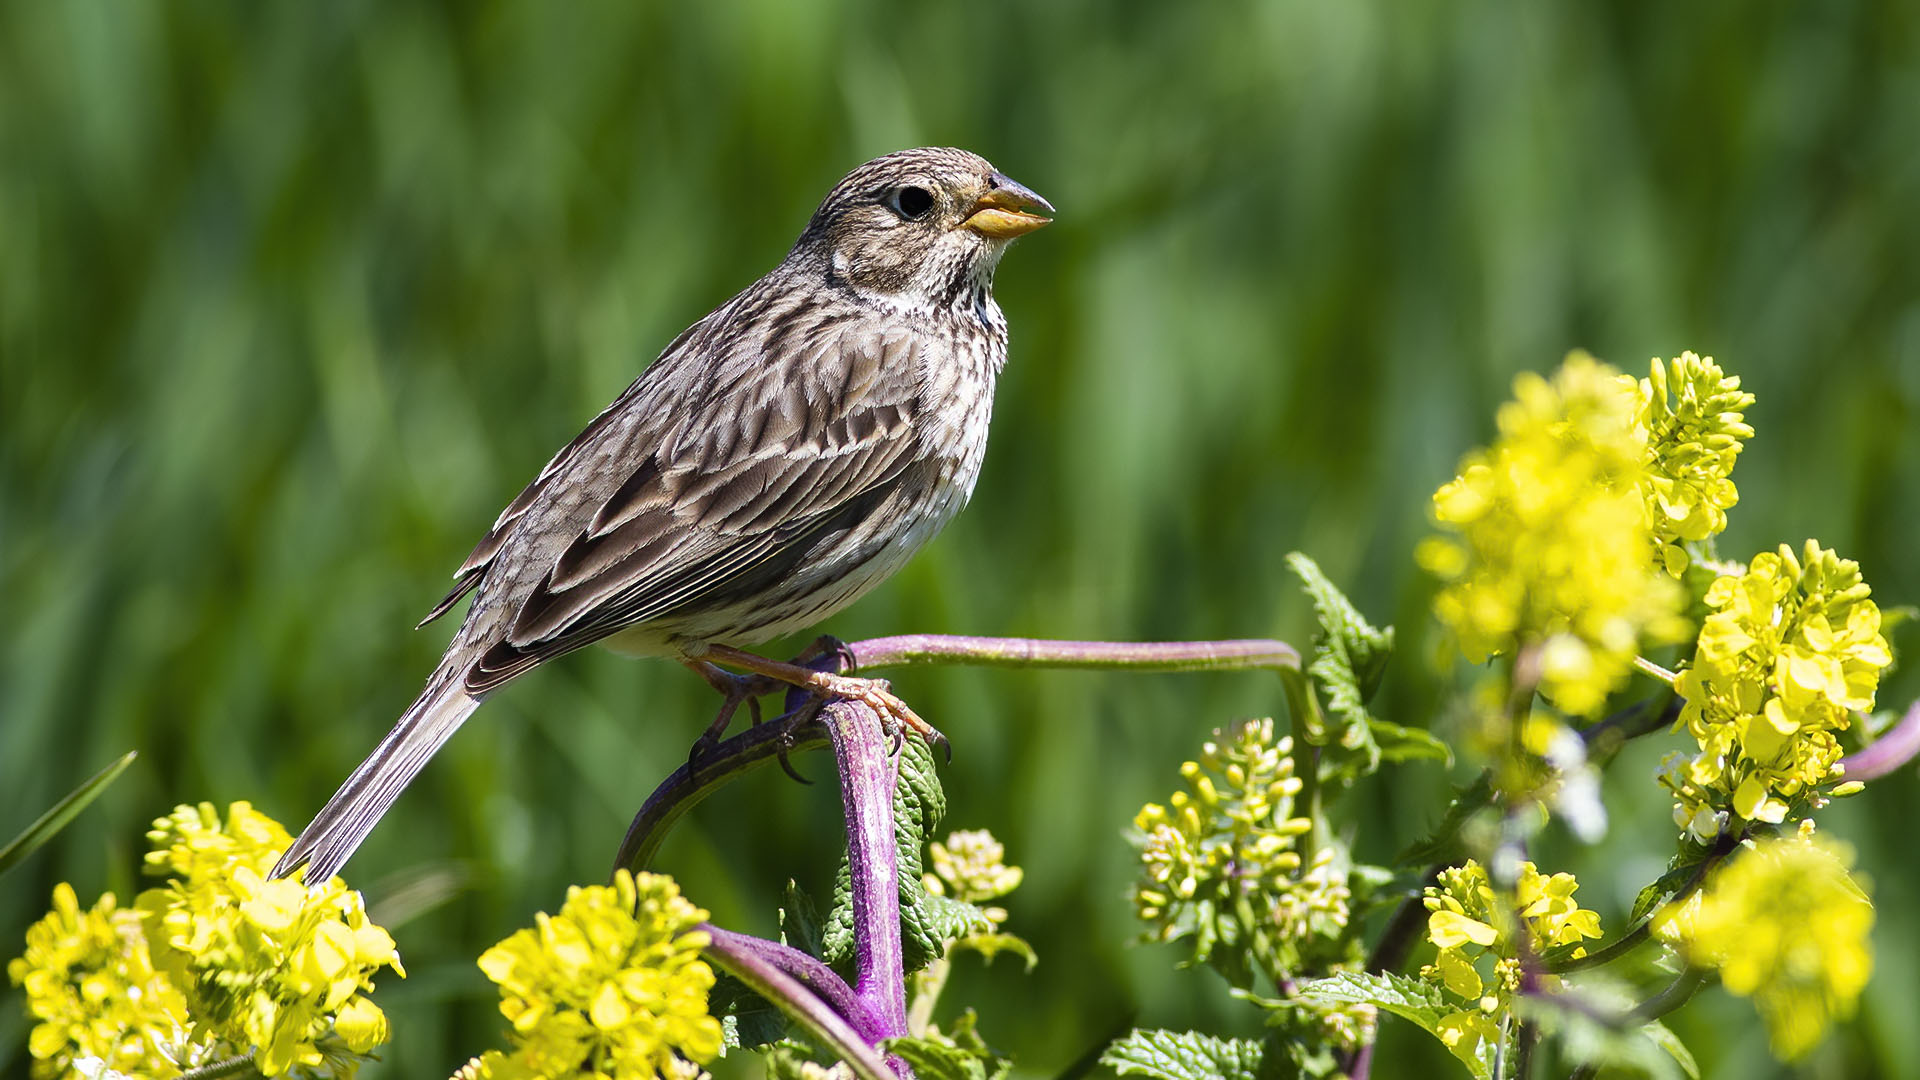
[10,351,1914,1079]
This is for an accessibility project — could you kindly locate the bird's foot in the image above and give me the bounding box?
[682,660,783,770]
[700,643,950,761]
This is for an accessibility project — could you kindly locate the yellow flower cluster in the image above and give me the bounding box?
[465,870,721,1080]
[1655,831,1873,1061]
[1665,542,1892,836]
[8,802,400,1079]
[1626,352,1754,573]
[926,830,1025,906]
[136,801,403,1076]
[8,883,200,1079]
[924,829,1024,931]
[1418,860,1602,1069]
[1418,353,1688,715]
[1130,717,1313,937]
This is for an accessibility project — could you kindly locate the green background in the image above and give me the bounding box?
[5,1,1917,1077]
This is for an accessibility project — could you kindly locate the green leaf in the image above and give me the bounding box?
[1368,717,1454,765]
[949,931,1038,972]
[780,879,827,958]
[1287,552,1393,698]
[1100,1029,1265,1080]
[938,1008,1014,1080]
[1285,553,1410,785]
[1293,971,1495,1079]
[0,751,136,878]
[1396,773,1495,866]
[886,1035,989,1080]
[1642,1020,1699,1080]
[710,973,790,1050]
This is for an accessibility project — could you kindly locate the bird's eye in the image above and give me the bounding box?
[891,185,935,221]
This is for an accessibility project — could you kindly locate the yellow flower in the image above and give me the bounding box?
[1666,543,1892,834]
[1417,858,1602,1069]
[135,801,402,1076]
[1419,353,1688,715]
[1626,352,1754,572]
[8,883,204,1079]
[1655,833,1873,1061]
[926,830,1024,906]
[475,870,720,1079]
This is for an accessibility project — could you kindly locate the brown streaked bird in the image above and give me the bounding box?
[272,148,1052,884]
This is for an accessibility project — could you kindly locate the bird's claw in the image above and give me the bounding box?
[811,671,951,761]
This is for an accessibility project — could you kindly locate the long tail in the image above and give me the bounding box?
[271,671,482,884]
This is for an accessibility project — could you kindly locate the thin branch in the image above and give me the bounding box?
[1838,697,1920,782]
[614,718,829,874]
[842,634,1300,675]
[176,1058,262,1080]
[1630,967,1708,1023]
[1546,831,1739,974]
[1365,869,1441,975]
[1579,695,1681,763]
[1632,656,1678,687]
[1561,970,1710,1080]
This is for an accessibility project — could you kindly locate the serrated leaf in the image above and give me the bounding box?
[1294,971,1494,1080]
[886,1035,989,1080]
[1286,553,1400,785]
[1292,970,1451,1014]
[1396,773,1494,866]
[1287,552,1393,692]
[950,932,1037,972]
[709,972,790,1050]
[921,893,996,942]
[1100,1029,1265,1080]
[780,879,826,958]
[1642,1020,1699,1080]
[934,1007,1013,1079]
[0,751,137,878]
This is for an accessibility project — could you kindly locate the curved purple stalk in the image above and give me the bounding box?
[823,699,909,1042]
[1839,698,1920,782]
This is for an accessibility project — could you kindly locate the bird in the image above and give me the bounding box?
[271,148,1053,884]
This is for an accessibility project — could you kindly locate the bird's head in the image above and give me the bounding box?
[797,147,1053,310]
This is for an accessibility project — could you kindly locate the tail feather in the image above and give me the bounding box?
[272,675,482,883]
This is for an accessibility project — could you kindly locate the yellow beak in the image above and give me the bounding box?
[961,172,1054,239]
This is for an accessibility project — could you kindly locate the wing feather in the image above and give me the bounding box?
[451,313,924,691]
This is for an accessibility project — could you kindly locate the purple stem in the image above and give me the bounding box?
[844,634,1299,675]
[1838,698,1920,783]
[702,925,886,1040]
[615,719,829,874]
[700,922,898,1080]
[823,698,911,1044]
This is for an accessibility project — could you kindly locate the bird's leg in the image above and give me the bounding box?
[700,643,949,759]
[790,633,858,674]
[682,660,783,765]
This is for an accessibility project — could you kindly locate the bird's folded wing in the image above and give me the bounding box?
[440,314,927,692]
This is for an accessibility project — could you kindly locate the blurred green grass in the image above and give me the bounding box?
[4,1,1917,1076]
